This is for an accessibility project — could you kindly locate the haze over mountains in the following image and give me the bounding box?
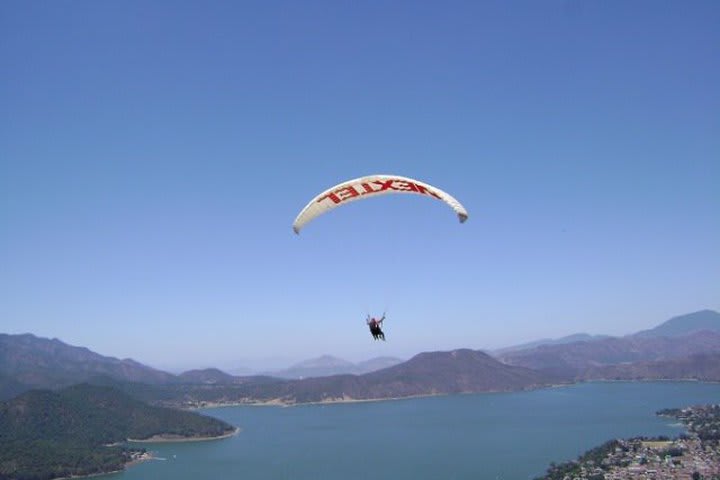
[1,309,718,405]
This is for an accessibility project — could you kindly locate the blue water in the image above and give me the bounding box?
[110,382,720,480]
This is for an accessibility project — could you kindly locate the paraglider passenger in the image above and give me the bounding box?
[366,314,386,341]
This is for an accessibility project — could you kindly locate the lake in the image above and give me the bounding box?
[111,382,720,480]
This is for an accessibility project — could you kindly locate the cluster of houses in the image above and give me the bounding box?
[600,437,719,480]
[544,404,719,480]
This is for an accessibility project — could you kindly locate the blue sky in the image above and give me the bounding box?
[2,1,718,372]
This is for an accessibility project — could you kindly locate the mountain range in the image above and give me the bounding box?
[0,335,401,392]
[1,309,718,405]
[138,349,564,407]
[497,310,720,378]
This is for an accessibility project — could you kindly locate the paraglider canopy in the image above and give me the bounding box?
[292,174,468,234]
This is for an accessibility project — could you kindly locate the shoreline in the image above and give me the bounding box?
[127,426,240,443]
[49,428,240,480]
[53,451,154,480]
[195,384,569,409]
[191,379,718,409]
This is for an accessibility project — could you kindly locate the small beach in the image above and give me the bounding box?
[127,427,240,443]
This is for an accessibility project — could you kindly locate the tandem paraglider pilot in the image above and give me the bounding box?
[366,314,386,341]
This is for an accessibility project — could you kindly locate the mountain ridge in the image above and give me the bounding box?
[632,309,720,338]
[0,333,176,388]
[498,330,720,378]
[493,310,720,354]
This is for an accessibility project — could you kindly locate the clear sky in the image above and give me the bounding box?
[2,1,718,372]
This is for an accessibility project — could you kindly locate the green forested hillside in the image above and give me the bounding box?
[0,384,235,480]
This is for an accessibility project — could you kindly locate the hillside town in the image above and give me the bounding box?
[537,405,720,480]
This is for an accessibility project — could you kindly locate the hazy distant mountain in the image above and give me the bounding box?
[269,355,355,378]
[498,331,720,378]
[633,310,720,338]
[178,368,238,384]
[0,333,176,391]
[494,333,612,355]
[264,355,404,379]
[0,383,235,479]
[227,366,255,376]
[356,356,405,373]
[582,352,720,382]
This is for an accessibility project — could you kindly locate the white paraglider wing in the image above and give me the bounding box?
[292,174,468,234]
